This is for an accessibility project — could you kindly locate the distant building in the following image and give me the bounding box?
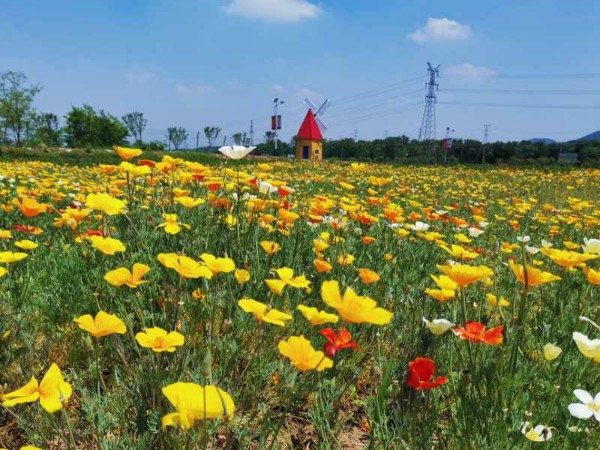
[295,110,323,161]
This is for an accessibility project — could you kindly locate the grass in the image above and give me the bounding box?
[0,154,599,449]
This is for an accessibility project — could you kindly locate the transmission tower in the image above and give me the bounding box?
[418,62,440,140]
[250,120,254,146]
[483,124,490,143]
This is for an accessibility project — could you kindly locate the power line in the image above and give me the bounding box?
[438,101,600,110]
[443,88,600,95]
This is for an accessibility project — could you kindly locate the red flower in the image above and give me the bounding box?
[406,357,448,390]
[278,186,294,197]
[84,228,104,237]
[249,177,259,189]
[205,182,222,192]
[193,174,205,181]
[138,159,156,168]
[452,321,504,345]
[11,225,42,234]
[319,328,359,358]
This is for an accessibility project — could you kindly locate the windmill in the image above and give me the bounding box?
[295,97,330,161]
[304,97,330,132]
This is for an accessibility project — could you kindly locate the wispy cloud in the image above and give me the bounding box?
[408,18,471,43]
[272,83,285,92]
[223,0,322,23]
[126,71,155,82]
[445,63,496,80]
[175,82,215,95]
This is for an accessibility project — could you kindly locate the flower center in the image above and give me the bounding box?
[587,401,600,413]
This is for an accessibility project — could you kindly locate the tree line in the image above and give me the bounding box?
[2,71,599,165]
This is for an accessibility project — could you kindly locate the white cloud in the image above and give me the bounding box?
[408,18,471,43]
[224,0,322,23]
[272,83,285,92]
[445,63,496,80]
[126,71,155,82]
[175,82,215,95]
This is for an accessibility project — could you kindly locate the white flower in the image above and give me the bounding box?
[422,317,454,336]
[218,145,255,159]
[521,422,552,442]
[582,238,600,255]
[478,221,489,228]
[258,180,276,195]
[541,239,553,248]
[517,235,531,243]
[568,390,600,422]
[468,227,484,237]
[409,221,429,231]
[525,245,539,255]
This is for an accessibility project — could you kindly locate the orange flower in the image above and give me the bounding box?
[260,241,281,255]
[13,197,47,218]
[314,259,333,273]
[114,146,142,160]
[452,321,504,345]
[358,268,380,284]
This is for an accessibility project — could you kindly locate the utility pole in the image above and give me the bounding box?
[250,120,254,146]
[482,124,490,163]
[354,129,358,141]
[443,127,455,164]
[272,98,284,151]
[418,62,440,142]
[196,131,200,150]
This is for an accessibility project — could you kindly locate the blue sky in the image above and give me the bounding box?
[1,0,600,144]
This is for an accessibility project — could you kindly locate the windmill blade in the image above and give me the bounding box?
[304,97,318,112]
[316,99,331,117]
[316,116,328,132]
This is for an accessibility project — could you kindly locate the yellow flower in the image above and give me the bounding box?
[321,280,393,325]
[358,268,380,284]
[0,267,6,277]
[14,240,38,250]
[200,253,236,274]
[431,275,458,291]
[85,193,126,216]
[104,263,150,288]
[486,293,510,307]
[89,236,126,255]
[234,269,250,284]
[509,260,561,287]
[1,363,72,413]
[425,288,456,302]
[260,241,281,255]
[238,298,293,326]
[174,196,205,208]
[265,267,311,295]
[436,264,493,288]
[0,251,28,264]
[161,382,235,430]
[540,248,598,269]
[438,244,479,261]
[158,253,213,279]
[543,343,562,361]
[156,213,191,235]
[0,229,12,239]
[119,161,151,177]
[114,146,142,160]
[572,332,600,363]
[73,311,127,339]
[135,327,185,352]
[297,305,339,326]
[337,254,355,266]
[278,335,333,371]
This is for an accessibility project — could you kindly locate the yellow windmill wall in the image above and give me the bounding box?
[295,139,323,161]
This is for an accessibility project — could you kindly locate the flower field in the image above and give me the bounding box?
[0,150,599,449]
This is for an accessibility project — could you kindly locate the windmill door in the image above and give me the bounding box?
[302,146,309,159]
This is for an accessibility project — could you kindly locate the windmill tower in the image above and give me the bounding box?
[295,97,329,161]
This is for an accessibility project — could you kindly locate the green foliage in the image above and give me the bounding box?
[204,126,221,148]
[122,112,147,143]
[0,71,42,146]
[166,127,188,150]
[64,105,128,148]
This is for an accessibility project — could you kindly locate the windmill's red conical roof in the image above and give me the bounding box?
[296,110,323,141]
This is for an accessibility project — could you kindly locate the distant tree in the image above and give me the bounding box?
[232,132,250,146]
[0,71,42,145]
[166,127,188,150]
[264,131,276,143]
[121,111,147,143]
[32,112,62,146]
[64,105,128,148]
[203,126,221,148]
